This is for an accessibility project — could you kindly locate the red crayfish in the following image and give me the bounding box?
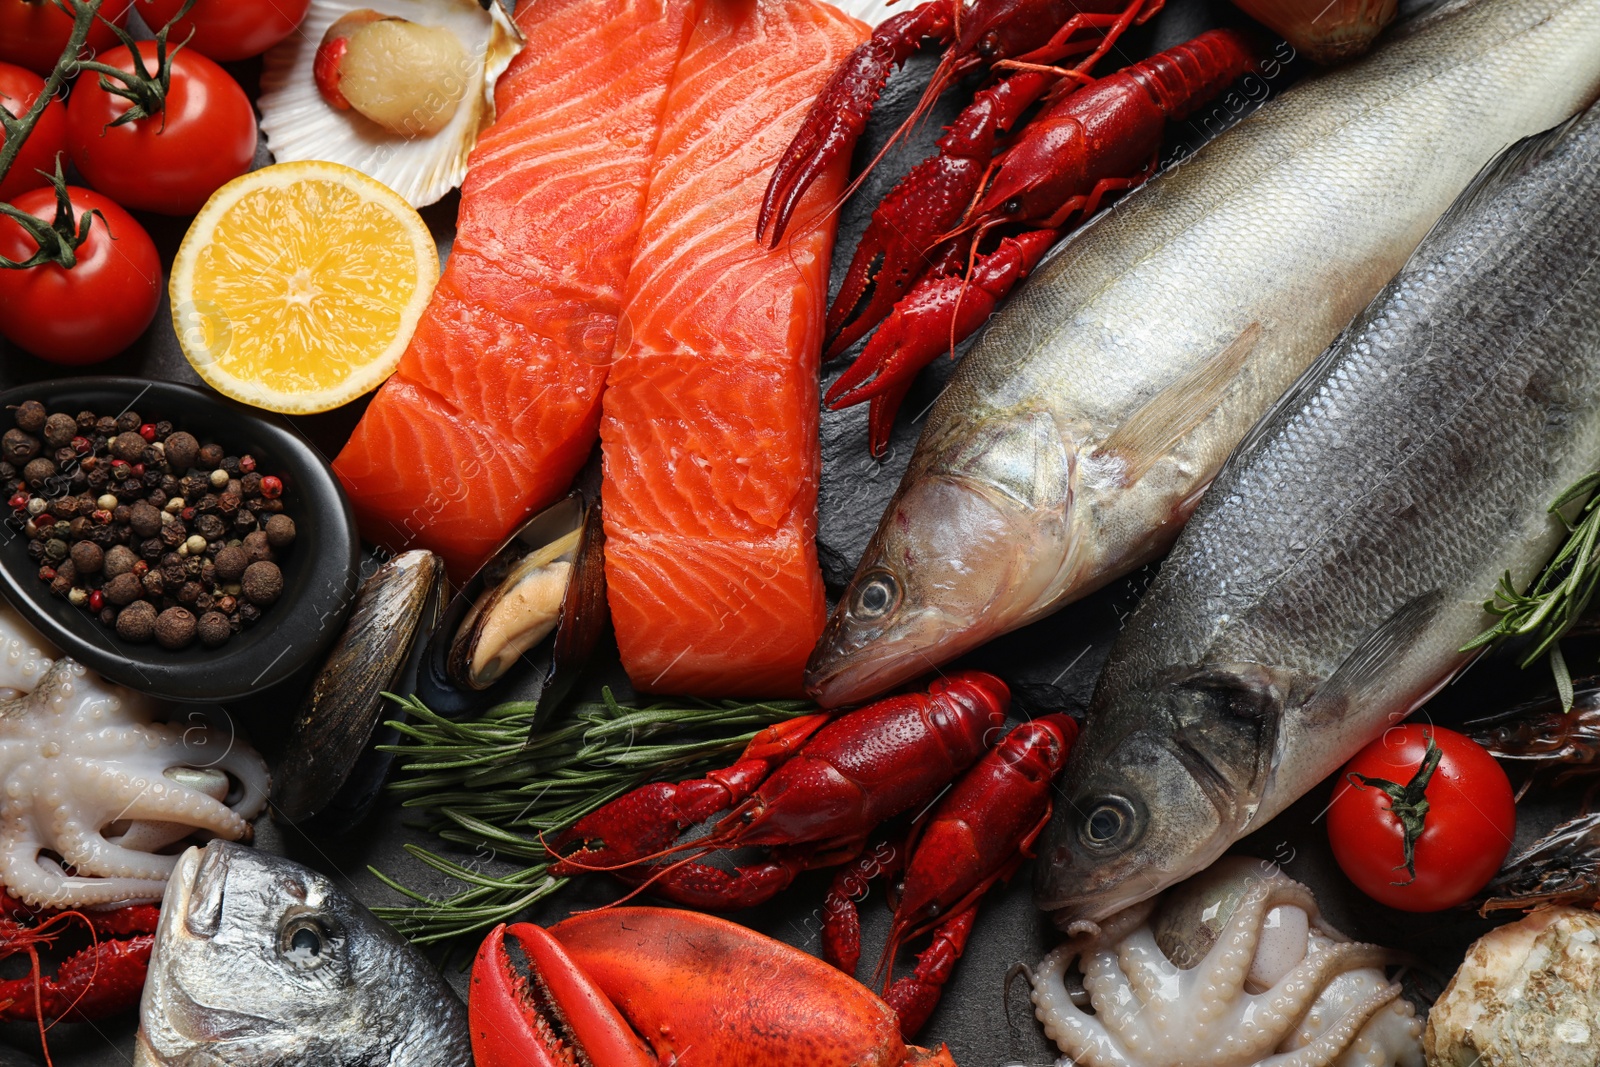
[0,893,157,1063]
[550,671,1079,1034]
[758,0,1165,247]
[823,27,1262,456]
[470,908,959,1066]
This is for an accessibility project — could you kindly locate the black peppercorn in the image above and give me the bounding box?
[142,570,165,598]
[99,606,116,626]
[85,468,108,491]
[237,602,261,625]
[14,401,46,433]
[221,455,241,477]
[194,513,225,541]
[115,600,157,642]
[196,443,224,470]
[114,411,140,433]
[139,537,165,561]
[176,581,202,605]
[95,416,117,437]
[160,521,187,548]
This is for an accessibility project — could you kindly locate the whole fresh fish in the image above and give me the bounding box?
[1036,103,1600,930]
[806,0,1600,707]
[134,841,471,1066]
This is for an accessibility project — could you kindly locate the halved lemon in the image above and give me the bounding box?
[170,160,439,414]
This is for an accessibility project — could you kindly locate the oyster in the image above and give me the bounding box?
[1425,906,1600,1067]
[258,0,523,207]
[272,549,443,825]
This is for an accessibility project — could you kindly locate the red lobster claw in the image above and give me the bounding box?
[470,922,654,1067]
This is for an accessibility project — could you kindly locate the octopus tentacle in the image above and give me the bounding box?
[0,613,269,909]
[1255,981,1402,1067]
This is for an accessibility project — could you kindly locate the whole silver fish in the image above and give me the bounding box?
[1036,104,1600,930]
[807,0,1600,707]
[134,841,472,1066]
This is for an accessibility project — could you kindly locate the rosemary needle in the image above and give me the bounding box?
[1463,469,1600,709]
[370,688,813,944]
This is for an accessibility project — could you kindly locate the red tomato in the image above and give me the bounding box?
[0,61,68,203]
[65,41,255,215]
[1327,723,1515,912]
[0,185,161,363]
[135,0,310,61]
[0,0,134,76]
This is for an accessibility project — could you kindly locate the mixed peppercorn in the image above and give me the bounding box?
[3,401,296,651]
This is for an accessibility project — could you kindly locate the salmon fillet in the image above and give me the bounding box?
[601,0,869,696]
[332,0,700,578]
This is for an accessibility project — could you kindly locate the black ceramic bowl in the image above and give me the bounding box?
[0,378,361,702]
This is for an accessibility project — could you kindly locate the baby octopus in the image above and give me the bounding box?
[0,606,269,908]
[1029,857,1422,1067]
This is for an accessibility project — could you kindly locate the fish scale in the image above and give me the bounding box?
[1039,99,1600,928]
[807,0,1600,708]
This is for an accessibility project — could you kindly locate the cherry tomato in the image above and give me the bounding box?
[0,0,134,76]
[135,0,310,62]
[0,61,67,203]
[65,40,255,215]
[0,185,161,363]
[1327,723,1515,912]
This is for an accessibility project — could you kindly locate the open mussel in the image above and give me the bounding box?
[272,549,444,828]
[416,492,606,723]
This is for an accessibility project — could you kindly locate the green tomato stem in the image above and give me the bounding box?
[1346,730,1444,887]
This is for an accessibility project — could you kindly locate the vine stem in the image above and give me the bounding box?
[0,0,104,194]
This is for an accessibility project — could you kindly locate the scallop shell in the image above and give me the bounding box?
[258,0,523,208]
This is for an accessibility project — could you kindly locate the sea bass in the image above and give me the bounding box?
[806,0,1600,707]
[134,841,471,1066]
[1036,104,1600,930]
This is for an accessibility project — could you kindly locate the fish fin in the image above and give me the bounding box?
[1412,116,1586,263]
[1310,589,1447,717]
[1095,322,1263,486]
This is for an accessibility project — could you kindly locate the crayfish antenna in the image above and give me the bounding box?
[577,848,718,911]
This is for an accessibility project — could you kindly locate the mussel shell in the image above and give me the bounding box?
[416,492,605,720]
[272,550,444,824]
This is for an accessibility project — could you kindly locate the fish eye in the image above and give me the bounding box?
[852,571,899,620]
[1079,796,1137,851]
[280,913,332,969]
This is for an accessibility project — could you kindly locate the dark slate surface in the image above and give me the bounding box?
[0,0,1588,1063]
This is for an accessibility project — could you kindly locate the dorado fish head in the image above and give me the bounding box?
[807,412,1076,707]
[1034,667,1284,931]
[135,841,471,1067]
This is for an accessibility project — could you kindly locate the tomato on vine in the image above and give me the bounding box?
[0,61,68,203]
[65,32,255,215]
[0,0,134,77]
[0,173,161,363]
[1327,723,1515,912]
[135,0,310,62]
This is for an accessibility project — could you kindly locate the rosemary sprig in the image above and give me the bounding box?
[370,689,813,944]
[1463,470,1600,709]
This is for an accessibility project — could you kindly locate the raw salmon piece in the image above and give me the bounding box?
[601,0,869,696]
[333,0,700,578]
